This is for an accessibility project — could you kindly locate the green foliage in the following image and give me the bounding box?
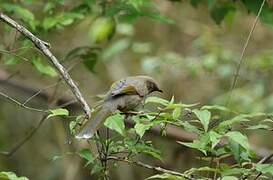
[73,95,273,179]
[2,0,273,179]
[0,172,28,180]
[47,108,69,119]
[104,113,125,136]
[32,57,58,77]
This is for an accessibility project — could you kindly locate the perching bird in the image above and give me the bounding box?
[76,75,162,139]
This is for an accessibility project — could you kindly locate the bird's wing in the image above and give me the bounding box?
[109,79,139,97]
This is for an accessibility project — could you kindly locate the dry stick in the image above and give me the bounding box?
[0,115,47,156]
[0,12,92,119]
[0,91,47,113]
[108,156,196,180]
[210,0,266,129]
[0,79,64,157]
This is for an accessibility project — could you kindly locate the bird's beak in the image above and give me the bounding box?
[156,87,163,93]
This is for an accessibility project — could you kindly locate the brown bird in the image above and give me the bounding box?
[76,75,162,139]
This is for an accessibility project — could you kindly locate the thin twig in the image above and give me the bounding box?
[210,0,266,128]
[23,82,60,106]
[0,115,47,157]
[0,12,92,119]
[253,153,273,180]
[0,49,30,62]
[0,91,47,113]
[108,156,196,180]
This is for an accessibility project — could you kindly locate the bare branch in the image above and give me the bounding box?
[210,0,266,128]
[108,156,195,180]
[0,91,47,113]
[0,115,47,157]
[0,12,92,119]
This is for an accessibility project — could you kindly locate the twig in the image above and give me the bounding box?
[0,12,92,119]
[0,115,47,157]
[0,91,47,113]
[108,156,195,180]
[0,49,30,62]
[253,153,273,180]
[23,82,60,106]
[210,0,266,128]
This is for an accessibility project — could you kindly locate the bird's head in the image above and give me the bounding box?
[145,78,163,94]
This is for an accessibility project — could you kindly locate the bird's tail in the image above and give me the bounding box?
[75,105,112,139]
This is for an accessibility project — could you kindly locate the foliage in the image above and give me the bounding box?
[71,96,273,179]
[1,0,273,180]
[0,171,28,180]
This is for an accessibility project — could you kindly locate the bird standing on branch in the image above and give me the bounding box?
[76,75,163,139]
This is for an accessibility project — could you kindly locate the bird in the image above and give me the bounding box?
[75,75,163,139]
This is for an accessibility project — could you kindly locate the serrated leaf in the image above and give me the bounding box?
[104,114,125,136]
[134,123,152,138]
[209,131,221,149]
[177,133,210,155]
[145,96,169,106]
[193,109,211,132]
[47,108,69,119]
[226,131,250,151]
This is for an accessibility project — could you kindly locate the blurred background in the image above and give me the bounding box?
[0,0,273,179]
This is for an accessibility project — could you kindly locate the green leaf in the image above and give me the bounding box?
[145,96,169,106]
[104,114,125,136]
[201,105,231,112]
[255,163,273,176]
[139,11,175,24]
[179,121,202,134]
[193,109,211,132]
[134,123,152,138]
[172,107,181,120]
[3,3,34,22]
[226,131,250,152]
[0,171,28,180]
[208,131,221,149]
[102,38,130,60]
[221,167,248,176]
[32,57,57,77]
[47,108,69,119]
[185,166,219,175]
[221,176,238,180]
[177,133,210,155]
[217,115,250,130]
[89,17,116,44]
[91,164,104,175]
[146,173,184,180]
[210,3,236,24]
[246,124,272,130]
[78,148,96,166]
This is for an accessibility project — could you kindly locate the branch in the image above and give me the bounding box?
[253,153,273,180]
[0,12,92,119]
[0,115,47,157]
[0,91,47,113]
[210,0,266,128]
[108,156,195,180]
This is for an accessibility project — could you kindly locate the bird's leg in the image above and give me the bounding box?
[141,96,146,108]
